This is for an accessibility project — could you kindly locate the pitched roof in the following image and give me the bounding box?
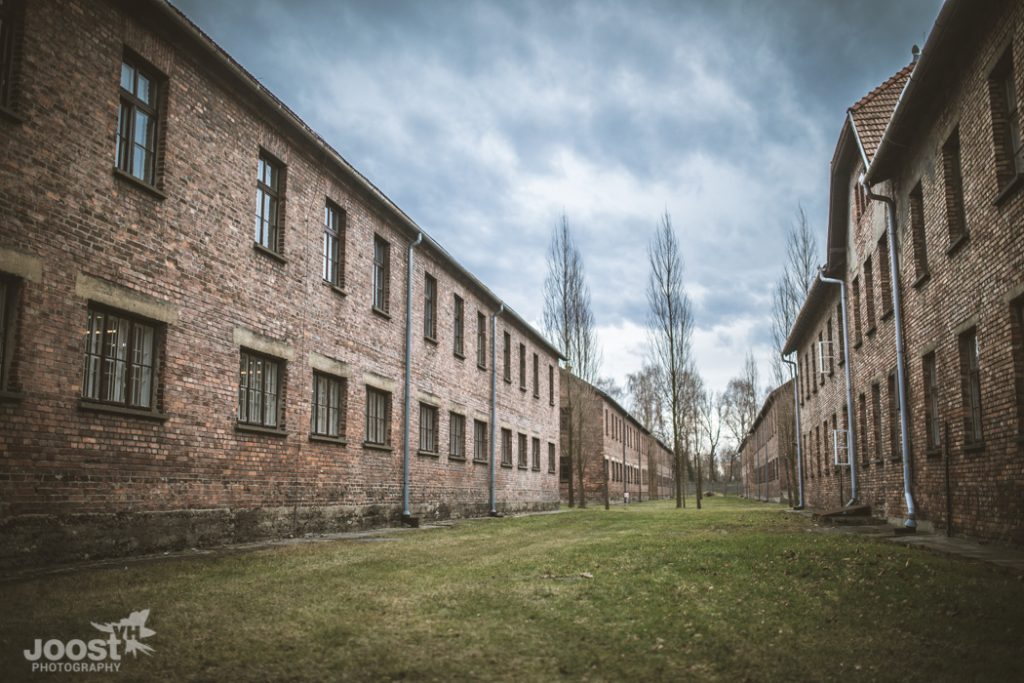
[848,63,915,164]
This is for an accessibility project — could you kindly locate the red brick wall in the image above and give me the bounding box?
[794,1,1024,543]
[0,0,560,567]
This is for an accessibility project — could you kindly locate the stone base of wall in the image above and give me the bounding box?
[0,500,559,571]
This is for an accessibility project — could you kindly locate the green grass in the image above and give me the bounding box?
[1,497,1022,682]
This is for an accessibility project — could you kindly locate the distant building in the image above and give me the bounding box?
[784,0,1024,543]
[559,370,674,506]
[739,380,796,505]
[0,0,563,568]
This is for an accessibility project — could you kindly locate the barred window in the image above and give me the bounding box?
[366,386,391,446]
[84,307,157,410]
[559,455,570,482]
[1014,297,1024,438]
[419,403,438,453]
[532,353,539,397]
[942,127,968,246]
[0,0,22,110]
[501,428,512,466]
[255,154,283,252]
[518,432,527,468]
[549,365,555,405]
[0,277,12,389]
[237,350,280,428]
[922,353,940,452]
[532,437,540,470]
[502,331,511,382]
[864,256,876,331]
[453,295,464,357]
[422,273,437,341]
[311,373,346,438]
[990,49,1023,187]
[959,329,983,446]
[449,412,465,459]
[871,383,882,461]
[476,312,487,368]
[547,442,556,473]
[323,201,344,287]
[116,58,160,186]
[473,419,488,462]
[519,343,526,390]
[373,235,390,314]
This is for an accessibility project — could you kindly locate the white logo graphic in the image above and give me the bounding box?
[23,608,156,674]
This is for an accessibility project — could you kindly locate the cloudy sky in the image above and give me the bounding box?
[174,0,942,397]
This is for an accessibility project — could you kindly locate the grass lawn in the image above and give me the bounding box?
[1,497,1022,682]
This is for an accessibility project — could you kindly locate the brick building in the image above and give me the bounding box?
[739,380,796,505]
[558,371,674,506]
[0,0,564,568]
[784,0,1024,543]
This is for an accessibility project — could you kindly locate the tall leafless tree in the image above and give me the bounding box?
[770,205,819,385]
[721,351,759,482]
[627,363,668,498]
[697,385,725,486]
[543,213,601,509]
[646,211,695,510]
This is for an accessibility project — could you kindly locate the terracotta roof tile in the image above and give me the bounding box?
[849,63,915,163]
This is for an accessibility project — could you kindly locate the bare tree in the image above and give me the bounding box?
[697,385,724,487]
[595,377,624,404]
[680,366,704,508]
[543,213,601,509]
[770,205,819,385]
[626,364,667,439]
[721,351,759,483]
[646,211,695,510]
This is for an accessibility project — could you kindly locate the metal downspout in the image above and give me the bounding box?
[489,304,505,515]
[863,181,917,528]
[402,233,424,521]
[818,270,859,506]
[781,355,804,509]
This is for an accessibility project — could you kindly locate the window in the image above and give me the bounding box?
[365,386,391,446]
[476,312,487,368]
[83,307,158,410]
[237,350,280,428]
[116,58,160,186]
[518,432,528,468]
[449,412,465,459]
[0,277,15,390]
[942,128,968,246]
[0,0,22,110]
[871,383,882,461]
[858,392,868,464]
[473,419,488,462]
[453,295,464,357]
[502,331,511,382]
[501,428,512,466]
[372,235,390,314]
[990,49,1023,187]
[519,343,526,390]
[419,403,438,454]
[532,437,541,470]
[423,273,437,341]
[1012,297,1024,437]
[878,235,893,316]
[323,201,344,287]
[864,256,876,332]
[816,332,823,387]
[907,183,928,282]
[959,329,983,447]
[852,276,863,345]
[532,353,539,397]
[826,318,834,376]
[311,373,345,439]
[560,455,570,481]
[922,352,940,452]
[548,443,556,473]
[836,304,845,363]
[548,365,555,405]
[887,371,899,460]
[254,154,283,252]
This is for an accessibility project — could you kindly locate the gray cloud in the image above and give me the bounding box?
[172,0,943,394]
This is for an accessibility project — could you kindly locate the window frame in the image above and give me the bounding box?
[473,419,488,462]
[365,385,392,447]
[0,0,24,114]
[941,127,969,250]
[449,412,466,460]
[501,428,513,467]
[547,442,556,474]
[423,273,437,342]
[254,152,284,254]
[82,304,161,413]
[372,235,391,316]
[418,402,439,454]
[0,275,16,393]
[323,200,345,288]
[959,329,983,448]
[237,349,282,430]
[922,352,940,453]
[115,55,162,188]
[517,432,528,469]
[453,294,464,357]
[532,437,541,471]
[502,331,511,383]
[311,372,346,440]
[476,312,487,369]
